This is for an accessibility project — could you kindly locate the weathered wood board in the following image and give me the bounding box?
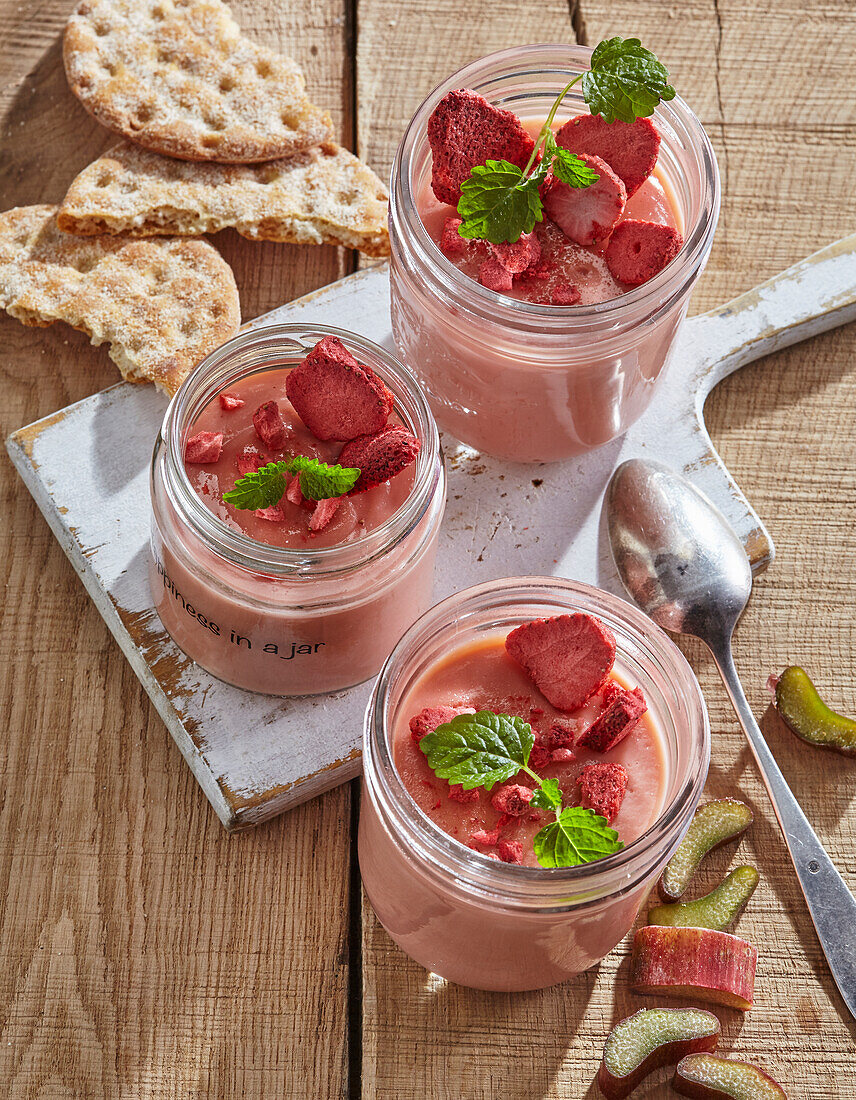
[8,237,856,830]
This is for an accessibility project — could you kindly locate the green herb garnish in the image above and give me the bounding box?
[222,456,360,509]
[456,35,675,245]
[419,710,623,868]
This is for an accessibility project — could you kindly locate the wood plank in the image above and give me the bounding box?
[0,1,354,1095]
[356,2,856,1097]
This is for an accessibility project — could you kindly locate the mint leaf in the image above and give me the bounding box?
[457,160,544,245]
[288,455,360,500]
[583,36,676,124]
[419,710,534,791]
[533,806,624,868]
[223,461,288,510]
[531,777,563,813]
[550,145,601,188]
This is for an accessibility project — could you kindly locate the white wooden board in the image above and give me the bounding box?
[8,235,856,829]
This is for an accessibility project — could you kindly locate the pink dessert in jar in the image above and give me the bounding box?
[360,578,710,991]
[149,325,445,696]
[388,42,720,461]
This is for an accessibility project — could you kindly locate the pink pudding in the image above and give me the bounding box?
[388,44,720,462]
[149,325,445,696]
[359,579,710,991]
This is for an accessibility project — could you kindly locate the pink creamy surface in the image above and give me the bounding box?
[184,369,417,549]
[419,116,682,306]
[394,633,667,867]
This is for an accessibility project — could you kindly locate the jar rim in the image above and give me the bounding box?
[364,576,710,909]
[390,42,721,335]
[157,323,443,578]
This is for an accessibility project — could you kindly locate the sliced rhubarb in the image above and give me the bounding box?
[771,666,856,755]
[598,1007,721,1100]
[659,799,754,902]
[648,865,759,932]
[673,1052,788,1099]
[630,926,757,1011]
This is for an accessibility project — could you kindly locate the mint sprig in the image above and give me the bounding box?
[419,710,623,869]
[222,456,360,510]
[455,35,675,245]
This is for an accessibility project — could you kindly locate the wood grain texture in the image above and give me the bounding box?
[0,1,354,1096]
[357,1,856,1098]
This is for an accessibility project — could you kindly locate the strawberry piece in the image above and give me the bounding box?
[427,88,535,206]
[555,114,661,200]
[550,747,576,763]
[236,445,267,477]
[253,400,290,450]
[478,255,514,292]
[488,231,541,275]
[254,505,285,522]
[469,814,510,848]
[540,718,576,751]
[551,283,581,305]
[285,474,304,505]
[490,783,534,817]
[505,613,617,712]
[577,686,648,752]
[578,762,628,823]
[528,744,551,770]
[409,705,461,743]
[218,391,244,411]
[339,426,420,493]
[606,219,684,286]
[286,335,395,442]
[448,784,480,804]
[185,431,223,463]
[309,497,341,532]
[601,679,625,706]
[497,839,524,864]
[440,216,467,256]
[542,154,626,246]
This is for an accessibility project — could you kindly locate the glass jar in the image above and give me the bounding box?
[149,324,445,696]
[388,43,720,462]
[360,577,709,991]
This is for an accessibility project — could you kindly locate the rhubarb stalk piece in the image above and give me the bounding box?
[673,1052,788,1099]
[659,799,754,902]
[598,1007,721,1100]
[648,866,760,932]
[771,666,856,755]
[630,926,757,1011]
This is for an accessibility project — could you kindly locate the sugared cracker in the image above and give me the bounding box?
[63,0,333,162]
[57,140,390,257]
[0,205,240,394]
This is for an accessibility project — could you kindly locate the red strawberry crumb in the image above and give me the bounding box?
[577,762,628,823]
[219,391,245,411]
[432,799,442,810]
[339,426,420,493]
[550,747,576,763]
[254,505,285,522]
[541,154,626,246]
[478,255,513,292]
[541,718,576,751]
[427,88,535,206]
[555,114,660,199]
[253,401,290,450]
[505,613,617,711]
[551,283,581,305]
[490,783,534,817]
[605,219,683,286]
[497,840,524,864]
[469,815,510,847]
[236,444,267,477]
[409,705,461,743]
[601,679,624,706]
[530,706,545,717]
[528,744,551,770]
[440,216,467,256]
[285,474,304,505]
[309,497,341,532]
[185,431,223,463]
[577,686,648,753]
[485,852,500,861]
[489,231,541,275]
[448,784,480,804]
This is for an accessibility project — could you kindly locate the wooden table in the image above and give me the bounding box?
[1,1,854,1095]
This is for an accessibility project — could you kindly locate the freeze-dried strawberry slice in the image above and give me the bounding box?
[409,705,460,743]
[185,431,223,463]
[542,154,626,246]
[219,391,244,411]
[339,426,420,493]
[286,335,395,442]
[479,255,513,292]
[236,444,267,477]
[253,400,290,450]
[577,686,648,752]
[578,762,628,823]
[427,88,535,206]
[309,497,341,532]
[606,219,684,286]
[555,114,661,199]
[505,613,617,712]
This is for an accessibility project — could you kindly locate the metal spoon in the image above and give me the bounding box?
[607,458,856,1020]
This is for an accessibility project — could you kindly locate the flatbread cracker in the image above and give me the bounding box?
[64,0,333,162]
[57,140,391,257]
[0,205,240,394]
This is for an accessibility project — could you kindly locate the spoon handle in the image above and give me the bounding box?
[710,639,856,1020]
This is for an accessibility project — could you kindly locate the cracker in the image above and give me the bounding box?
[0,205,240,394]
[63,0,333,162]
[57,140,390,257]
